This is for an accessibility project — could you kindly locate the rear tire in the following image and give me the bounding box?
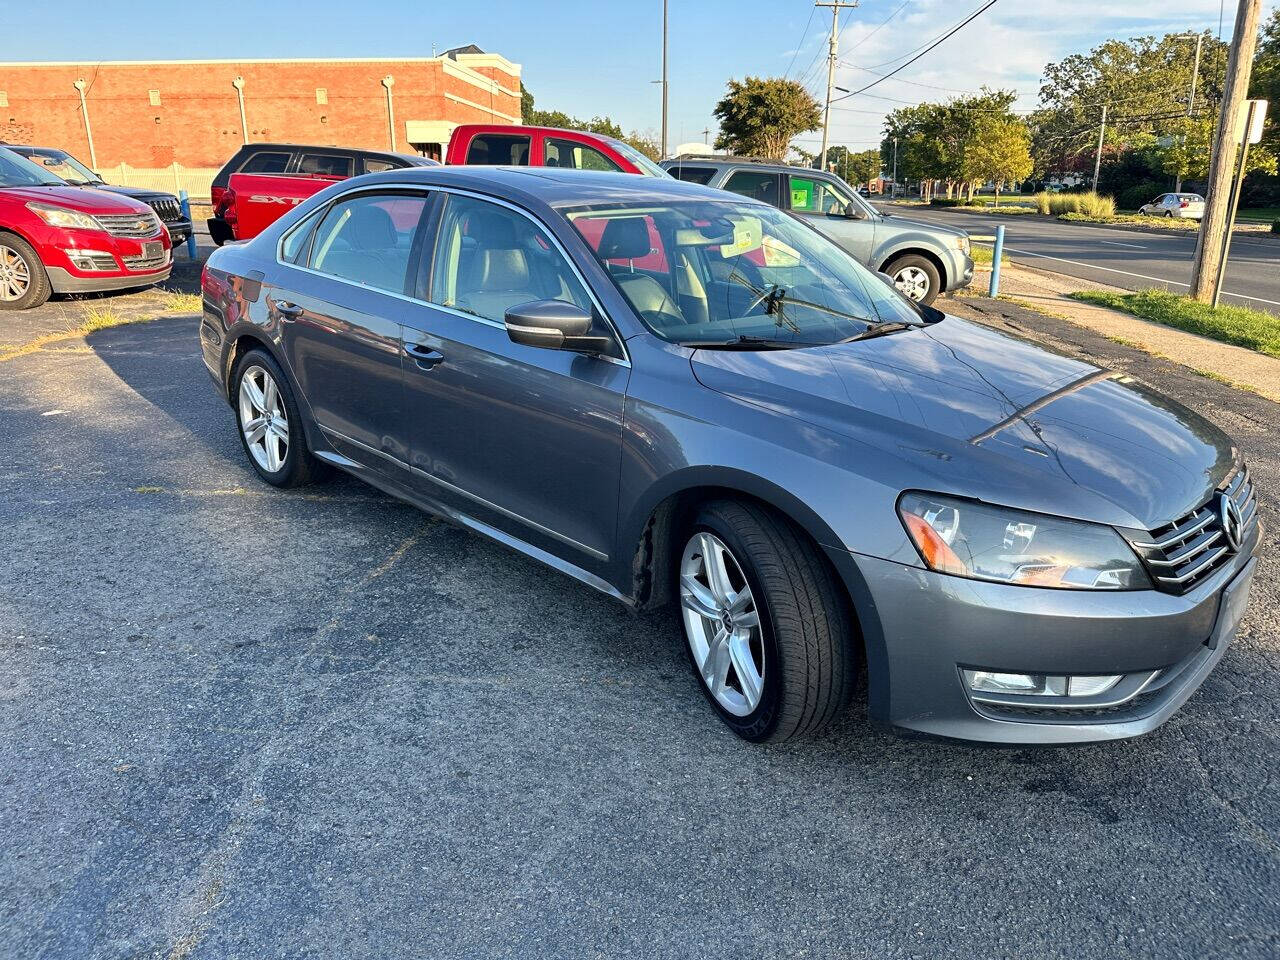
[231,349,326,488]
[885,253,941,305]
[0,233,52,310]
[676,499,853,742]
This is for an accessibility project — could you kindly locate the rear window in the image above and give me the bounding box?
[299,153,354,177]
[667,165,717,185]
[1179,194,1204,202]
[239,151,291,174]
[723,170,784,208]
[465,134,531,165]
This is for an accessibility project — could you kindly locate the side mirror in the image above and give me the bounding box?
[877,271,898,289]
[505,299,611,353]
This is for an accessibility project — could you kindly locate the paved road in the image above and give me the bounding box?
[1,286,1278,958]
[877,203,1280,312]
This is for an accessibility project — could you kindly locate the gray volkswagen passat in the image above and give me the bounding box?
[200,167,1261,745]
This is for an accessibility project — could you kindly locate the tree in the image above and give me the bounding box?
[963,116,1034,204]
[713,77,821,160]
[518,91,661,162]
[520,82,536,125]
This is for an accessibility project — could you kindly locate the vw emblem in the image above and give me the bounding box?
[1217,491,1244,553]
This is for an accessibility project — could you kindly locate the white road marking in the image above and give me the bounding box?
[1099,239,1146,249]
[999,246,1280,307]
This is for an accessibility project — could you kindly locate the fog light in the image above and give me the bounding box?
[64,249,115,271]
[963,669,1122,698]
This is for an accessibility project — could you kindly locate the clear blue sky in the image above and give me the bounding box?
[4,0,1273,153]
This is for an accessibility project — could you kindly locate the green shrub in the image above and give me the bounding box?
[1032,191,1116,217]
[930,198,963,207]
[1117,181,1165,211]
[1033,192,1052,214]
[1272,219,1280,234]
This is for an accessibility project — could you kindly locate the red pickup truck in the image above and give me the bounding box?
[218,125,667,242]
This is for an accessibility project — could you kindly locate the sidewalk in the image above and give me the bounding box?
[952,263,1280,403]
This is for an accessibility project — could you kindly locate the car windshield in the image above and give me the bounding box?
[0,147,65,188]
[563,197,926,347]
[25,150,101,185]
[606,140,671,178]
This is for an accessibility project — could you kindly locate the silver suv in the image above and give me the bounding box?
[662,157,973,305]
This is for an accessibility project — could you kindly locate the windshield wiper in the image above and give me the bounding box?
[837,321,915,344]
[679,335,815,350]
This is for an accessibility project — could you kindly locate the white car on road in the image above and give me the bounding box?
[1137,193,1205,219]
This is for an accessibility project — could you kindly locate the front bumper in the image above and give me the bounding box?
[47,264,172,294]
[946,252,974,292]
[838,526,1260,745]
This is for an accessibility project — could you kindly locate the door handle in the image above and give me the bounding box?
[275,300,303,318]
[405,342,445,370]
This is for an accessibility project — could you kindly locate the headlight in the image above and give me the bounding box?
[898,492,1150,590]
[954,235,970,255]
[27,202,102,231]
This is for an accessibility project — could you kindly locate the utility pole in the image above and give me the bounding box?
[816,1,858,172]
[1190,0,1264,303]
[661,0,669,160]
[1175,32,1204,193]
[892,136,898,196]
[1091,103,1107,192]
[72,78,97,169]
[701,127,710,145]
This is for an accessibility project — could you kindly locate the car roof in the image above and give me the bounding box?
[663,156,822,175]
[354,165,759,208]
[232,142,423,162]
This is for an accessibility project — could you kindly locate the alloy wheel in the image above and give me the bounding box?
[893,265,931,302]
[238,364,290,473]
[679,532,765,717]
[0,244,31,302]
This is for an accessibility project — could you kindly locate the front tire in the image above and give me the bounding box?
[232,349,324,487]
[677,500,853,742]
[885,253,941,305]
[0,233,52,310]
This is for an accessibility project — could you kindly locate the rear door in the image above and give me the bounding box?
[397,191,629,565]
[272,188,435,472]
[721,169,785,209]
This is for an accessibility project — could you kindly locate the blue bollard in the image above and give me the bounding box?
[179,190,198,260]
[988,224,1005,298]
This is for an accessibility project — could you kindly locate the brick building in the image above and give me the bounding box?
[0,46,521,168]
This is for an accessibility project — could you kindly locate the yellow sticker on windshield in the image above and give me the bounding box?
[719,217,762,258]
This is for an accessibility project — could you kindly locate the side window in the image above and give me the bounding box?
[667,165,717,184]
[544,138,621,172]
[239,151,291,174]
[307,192,429,293]
[723,170,784,208]
[464,134,531,166]
[280,206,326,264]
[299,153,354,177]
[363,158,399,174]
[789,175,855,215]
[429,194,591,323]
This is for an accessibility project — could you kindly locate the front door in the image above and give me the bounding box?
[786,173,877,263]
[399,192,630,565]
[274,188,433,468]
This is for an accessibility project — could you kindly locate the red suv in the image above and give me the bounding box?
[0,147,172,310]
[445,124,670,176]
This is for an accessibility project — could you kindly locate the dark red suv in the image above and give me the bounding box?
[0,147,172,309]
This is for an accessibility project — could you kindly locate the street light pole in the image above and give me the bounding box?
[892,136,898,197]
[660,0,669,159]
[816,1,858,171]
[1176,32,1204,193]
[1091,102,1107,192]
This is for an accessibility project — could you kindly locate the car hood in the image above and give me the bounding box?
[878,213,968,239]
[1,183,151,214]
[690,316,1236,530]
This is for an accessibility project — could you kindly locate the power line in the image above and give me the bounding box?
[832,0,1000,102]
[784,5,819,80]
[842,0,910,57]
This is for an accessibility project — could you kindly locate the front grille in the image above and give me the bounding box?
[1130,465,1257,594]
[147,197,184,223]
[95,212,163,239]
[121,251,169,272]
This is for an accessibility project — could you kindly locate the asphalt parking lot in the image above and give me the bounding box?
[1,277,1278,959]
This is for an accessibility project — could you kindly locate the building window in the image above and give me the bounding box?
[148,89,161,106]
[0,92,8,108]
[316,88,328,105]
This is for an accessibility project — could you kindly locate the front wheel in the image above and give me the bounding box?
[0,233,52,310]
[677,500,853,742]
[885,254,941,305]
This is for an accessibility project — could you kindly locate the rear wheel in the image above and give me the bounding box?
[677,500,853,742]
[0,233,51,310]
[232,349,325,487]
[885,253,941,305]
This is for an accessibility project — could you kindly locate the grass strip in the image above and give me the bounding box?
[1069,289,1280,360]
